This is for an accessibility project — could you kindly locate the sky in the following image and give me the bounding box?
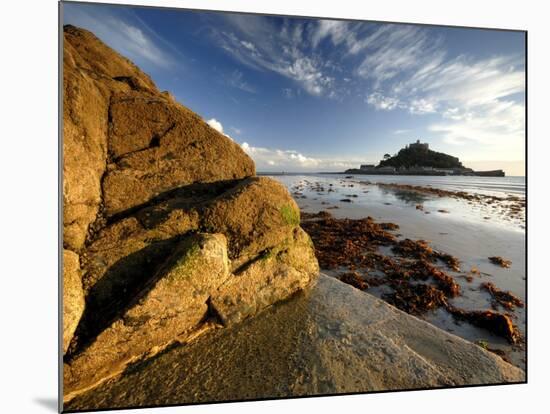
[62,2,526,175]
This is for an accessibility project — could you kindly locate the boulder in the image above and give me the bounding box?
[64,234,231,398]
[63,250,85,354]
[201,176,301,269]
[211,227,318,325]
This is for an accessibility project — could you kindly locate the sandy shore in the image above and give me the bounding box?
[270,174,526,369]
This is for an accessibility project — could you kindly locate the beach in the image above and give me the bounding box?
[268,174,526,369]
[59,22,527,411]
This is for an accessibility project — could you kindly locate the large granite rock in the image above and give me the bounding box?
[65,274,524,410]
[63,250,85,354]
[62,24,319,404]
[62,25,255,251]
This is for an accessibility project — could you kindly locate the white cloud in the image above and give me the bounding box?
[430,99,524,155]
[206,118,235,140]
[206,118,224,134]
[357,25,444,87]
[311,20,351,48]
[366,93,401,111]
[409,98,437,114]
[240,40,258,53]
[240,142,358,171]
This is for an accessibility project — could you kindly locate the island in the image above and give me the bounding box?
[344,140,505,176]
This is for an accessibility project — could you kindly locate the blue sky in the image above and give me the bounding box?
[63,2,526,175]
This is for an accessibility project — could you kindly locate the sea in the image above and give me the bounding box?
[262,173,525,198]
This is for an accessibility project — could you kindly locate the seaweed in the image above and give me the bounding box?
[383,283,448,315]
[481,282,524,310]
[488,256,512,268]
[447,307,521,344]
[339,271,369,290]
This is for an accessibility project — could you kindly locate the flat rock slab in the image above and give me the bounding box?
[65,274,524,410]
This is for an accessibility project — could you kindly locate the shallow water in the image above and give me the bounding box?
[266,173,526,197]
[269,174,526,369]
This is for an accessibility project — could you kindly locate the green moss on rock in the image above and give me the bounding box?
[280,204,300,226]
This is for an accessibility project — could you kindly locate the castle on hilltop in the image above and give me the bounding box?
[408,139,429,151]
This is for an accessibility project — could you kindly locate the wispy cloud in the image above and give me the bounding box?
[354,23,525,157]
[225,69,256,93]
[366,92,401,111]
[63,5,174,69]
[429,100,524,152]
[209,16,336,96]
[357,25,445,87]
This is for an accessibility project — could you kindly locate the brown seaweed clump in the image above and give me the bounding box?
[405,259,461,297]
[489,256,512,268]
[300,211,396,270]
[481,282,524,310]
[339,271,369,290]
[379,222,400,231]
[383,283,448,315]
[392,239,461,272]
[448,307,521,344]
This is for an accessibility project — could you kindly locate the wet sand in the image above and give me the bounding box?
[271,174,526,369]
